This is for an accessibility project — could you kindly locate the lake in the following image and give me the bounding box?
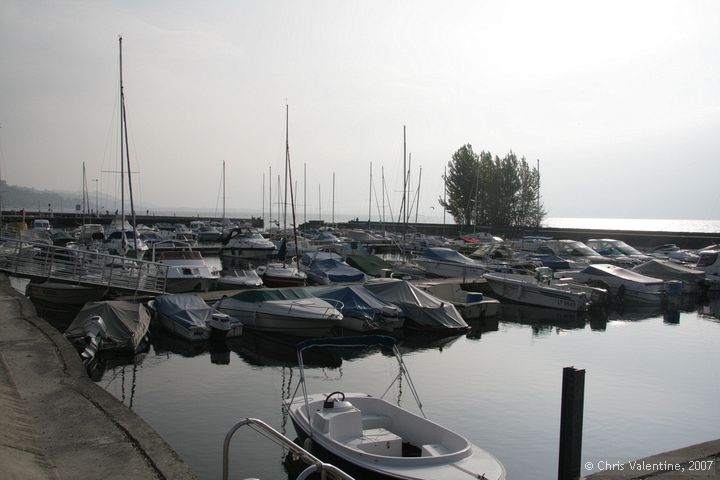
[84,292,720,480]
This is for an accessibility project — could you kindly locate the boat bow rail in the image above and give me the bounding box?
[0,236,169,295]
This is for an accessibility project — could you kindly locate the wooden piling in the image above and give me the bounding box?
[558,366,585,480]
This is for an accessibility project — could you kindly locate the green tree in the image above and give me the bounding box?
[439,146,545,228]
[439,144,479,225]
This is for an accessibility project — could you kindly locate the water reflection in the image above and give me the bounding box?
[499,303,590,335]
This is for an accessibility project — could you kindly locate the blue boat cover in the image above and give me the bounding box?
[153,293,216,329]
[306,258,366,283]
[312,285,403,320]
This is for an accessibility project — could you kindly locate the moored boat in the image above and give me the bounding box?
[285,335,506,480]
[213,287,342,336]
[484,269,607,311]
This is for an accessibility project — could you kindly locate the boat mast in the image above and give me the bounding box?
[332,171,335,225]
[415,165,422,225]
[368,162,372,228]
[268,165,272,229]
[285,103,301,271]
[119,36,138,255]
[222,160,226,223]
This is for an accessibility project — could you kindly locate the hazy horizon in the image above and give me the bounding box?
[2,1,719,222]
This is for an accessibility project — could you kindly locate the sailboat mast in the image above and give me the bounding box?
[368,162,372,227]
[415,165,422,224]
[119,37,125,230]
[119,36,138,254]
[285,103,301,271]
[222,160,226,222]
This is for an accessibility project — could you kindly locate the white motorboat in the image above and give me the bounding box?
[216,269,263,290]
[413,247,489,278]
[256,262,307,287]
[632,259,706,293]
[156,249,218,293]
[415,282,501,320]
[213,287,342,336]
[219,227,277,259]
[695,248,720,290]
[285,336,506,480]
[484,268,607,311]
[586,238,652,266]
[149,293,242,341]
[561,263,666,304]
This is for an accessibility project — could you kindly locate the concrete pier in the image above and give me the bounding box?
[0,274,197,479]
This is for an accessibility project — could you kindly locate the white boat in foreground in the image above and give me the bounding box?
[285,336,506,480]
[484,268,607,311]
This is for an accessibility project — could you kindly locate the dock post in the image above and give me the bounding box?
[558,366,585,480]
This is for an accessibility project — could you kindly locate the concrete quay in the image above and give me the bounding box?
[0,274,197,480]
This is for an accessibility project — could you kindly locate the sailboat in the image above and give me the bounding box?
[105,36,147,259]
[255,104,307,287]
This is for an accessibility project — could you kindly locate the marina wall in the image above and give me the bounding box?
[4,211,719,250]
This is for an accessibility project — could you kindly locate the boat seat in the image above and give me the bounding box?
[361,413,391,430]
[347,427,402,456]
[421,443,450,457]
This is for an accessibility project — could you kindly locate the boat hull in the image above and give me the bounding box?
[286,393,505,480]
[215,300,341,337]
[484,273,589,311]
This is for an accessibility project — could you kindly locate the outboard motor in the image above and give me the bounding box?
[81,316,107,366]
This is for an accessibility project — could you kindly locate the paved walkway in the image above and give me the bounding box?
[0,274,196,480]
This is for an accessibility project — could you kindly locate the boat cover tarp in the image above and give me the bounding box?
[312,232,340,243]
[301,251,343,265]
[65,300,150,349]
[346,255,394,277]
[312,285,403,320]
[228,287,312,303]
[152,293,215,329]
[306,258,366,283]
[579,264,662,285]
[364,279,468,331]
[632,259,705,283]
[419,247,480,266]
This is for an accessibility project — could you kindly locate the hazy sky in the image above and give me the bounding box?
[1,0,719,222]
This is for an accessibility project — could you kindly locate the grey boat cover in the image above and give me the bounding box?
[577,264,663,285]
[632,259,705,284]
[364,279,468,331]
[152,293,217,329]
[227,287,313,303]
[65,300,150,350]
[312,285,404,320]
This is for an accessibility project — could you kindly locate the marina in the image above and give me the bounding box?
[2,219,719,479]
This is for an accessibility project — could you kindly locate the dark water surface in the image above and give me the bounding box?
[80,293,720,480]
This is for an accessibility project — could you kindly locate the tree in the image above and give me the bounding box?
[439,145,545,228]
[439,144,479,225]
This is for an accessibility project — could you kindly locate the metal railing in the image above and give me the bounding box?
[223,417,355,480]
[0,236,168,295]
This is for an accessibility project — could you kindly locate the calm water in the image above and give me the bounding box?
[81,292,720,480]
[543,217,720,233]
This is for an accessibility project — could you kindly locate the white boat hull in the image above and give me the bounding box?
[215,299,341,336]
[484,273,591,311]
[286,393,505,480]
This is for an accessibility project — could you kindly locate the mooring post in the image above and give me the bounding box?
[558,366,585,480]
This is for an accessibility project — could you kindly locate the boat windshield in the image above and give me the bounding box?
[612,241,642,255]
[556,241,598,256]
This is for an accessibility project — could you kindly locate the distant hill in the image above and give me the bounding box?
[0,180,95,214]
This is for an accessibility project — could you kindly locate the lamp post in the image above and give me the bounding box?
[92,178,99,217]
